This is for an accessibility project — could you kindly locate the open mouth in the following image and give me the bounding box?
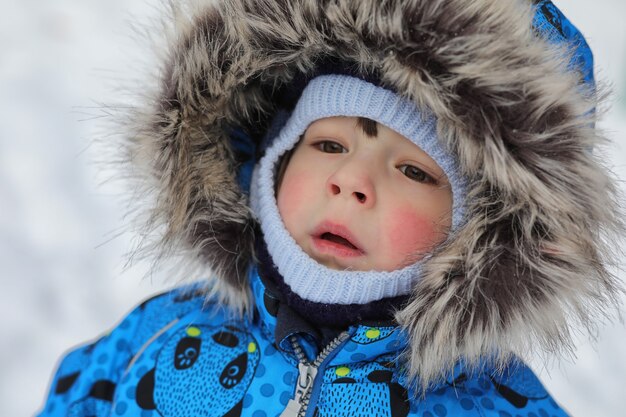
[320,232,358,250]
[311,221,364,258]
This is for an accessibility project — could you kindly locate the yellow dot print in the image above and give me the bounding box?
[248,342,257,353]
[335,367,350,377]
[186,327,201,337]
[365,328,380,339]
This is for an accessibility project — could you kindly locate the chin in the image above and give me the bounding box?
[322,257,372,272]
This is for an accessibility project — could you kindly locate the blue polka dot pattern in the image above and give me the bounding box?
[433,403,448,417]
[478,377,490,390]
[433,387,447,396]
[38,277,572,417]
[350,353,367,362]
[481,397,494,410]
[282,371,294,385]
[460,398,474,410]
[280,391,291,406]
[260,383,275,397]
[385,340,402,351]
[243,393,253,409]
[343,342,357,352]
[115,401,128,415]
[135,366,147,379]
[116,339,129,351]
[264,343,277,357]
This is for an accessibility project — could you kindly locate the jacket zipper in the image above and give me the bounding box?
[279,331,351,417]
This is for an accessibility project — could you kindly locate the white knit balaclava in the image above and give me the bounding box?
[250,75,466,305]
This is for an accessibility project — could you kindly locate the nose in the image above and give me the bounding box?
[326,158,376,207]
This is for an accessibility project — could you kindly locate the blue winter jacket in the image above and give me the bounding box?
[38,0,619,416]
[38,268,569,417]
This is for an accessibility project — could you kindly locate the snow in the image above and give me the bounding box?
[0,1,624,416]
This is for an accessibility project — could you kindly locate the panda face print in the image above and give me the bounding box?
[137,324,260,417]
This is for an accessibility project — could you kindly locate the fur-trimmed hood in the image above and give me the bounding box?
[125,0,623,388]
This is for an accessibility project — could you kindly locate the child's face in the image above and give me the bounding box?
[276,116,453,272]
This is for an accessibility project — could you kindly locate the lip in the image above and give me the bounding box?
[310,221,365,258]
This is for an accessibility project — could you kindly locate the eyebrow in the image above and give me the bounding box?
[355,117,378,138]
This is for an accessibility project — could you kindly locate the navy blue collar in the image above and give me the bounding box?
[248,265,408,360]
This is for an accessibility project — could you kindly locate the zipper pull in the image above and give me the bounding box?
[279,362,318,417]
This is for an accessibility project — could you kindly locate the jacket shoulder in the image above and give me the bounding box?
[36,283,216,417]
[417,359,570,417]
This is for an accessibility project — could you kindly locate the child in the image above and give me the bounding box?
[38,0,622,416]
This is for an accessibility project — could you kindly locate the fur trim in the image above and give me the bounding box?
[124,0,623,388]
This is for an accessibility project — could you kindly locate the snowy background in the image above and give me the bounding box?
[1,1,625,416]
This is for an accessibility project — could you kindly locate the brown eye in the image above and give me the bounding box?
[316,141,346,153]
[399,165,436,184]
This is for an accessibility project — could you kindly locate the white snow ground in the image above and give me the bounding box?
[0,1,624,416]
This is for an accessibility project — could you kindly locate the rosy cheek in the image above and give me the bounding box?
[277,172,310,223]
[385,207,444,262]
